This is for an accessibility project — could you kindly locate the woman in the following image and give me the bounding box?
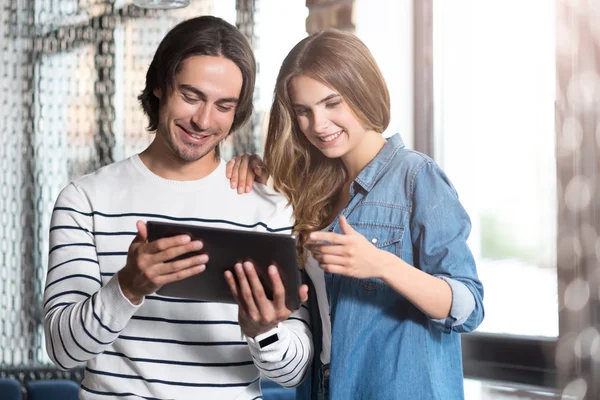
[227,29,484,400]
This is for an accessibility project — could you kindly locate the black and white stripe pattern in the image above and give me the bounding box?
[43,157,312,399]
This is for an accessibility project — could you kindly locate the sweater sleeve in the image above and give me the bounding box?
[43,183,142,370]
[243,186,314,387]
[246,305,312,388]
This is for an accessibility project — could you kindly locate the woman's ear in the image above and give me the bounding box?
[153,87,161,98]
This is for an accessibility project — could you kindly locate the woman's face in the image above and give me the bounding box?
[289,75,367,160]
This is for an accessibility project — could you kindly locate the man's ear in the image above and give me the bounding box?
[153,87,161,98]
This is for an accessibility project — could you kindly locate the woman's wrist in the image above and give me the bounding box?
[377,250,407,283]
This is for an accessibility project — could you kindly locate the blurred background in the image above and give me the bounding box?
[0,0,598,398]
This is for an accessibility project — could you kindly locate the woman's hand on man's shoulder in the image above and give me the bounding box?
[225,153,269,194]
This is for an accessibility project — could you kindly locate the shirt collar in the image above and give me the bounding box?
[353,133,405,192]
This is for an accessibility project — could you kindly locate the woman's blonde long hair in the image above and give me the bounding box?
[264,29,391,261]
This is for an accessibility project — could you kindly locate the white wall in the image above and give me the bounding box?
[254,0,308,151]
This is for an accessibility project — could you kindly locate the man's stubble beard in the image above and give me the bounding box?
[159,123,223,162]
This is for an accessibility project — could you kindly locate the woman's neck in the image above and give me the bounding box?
[341,130,386,180]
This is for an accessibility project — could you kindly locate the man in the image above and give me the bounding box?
[43,16,311,399]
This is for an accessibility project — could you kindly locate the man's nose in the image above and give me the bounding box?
[191,103,211,131]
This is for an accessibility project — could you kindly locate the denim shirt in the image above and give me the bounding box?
[321,133,484,400]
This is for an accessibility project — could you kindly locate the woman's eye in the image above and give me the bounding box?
[326,102,341,109]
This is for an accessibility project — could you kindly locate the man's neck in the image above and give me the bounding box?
[139,142,220,181]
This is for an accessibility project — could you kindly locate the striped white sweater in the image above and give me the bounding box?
[43,155,312,400]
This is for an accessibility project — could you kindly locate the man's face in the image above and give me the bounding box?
[154,55,243,163]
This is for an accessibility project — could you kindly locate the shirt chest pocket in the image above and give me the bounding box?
[346,221,405,291]
[351,222,404,254]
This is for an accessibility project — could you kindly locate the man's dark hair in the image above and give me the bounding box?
[138,15,255,147]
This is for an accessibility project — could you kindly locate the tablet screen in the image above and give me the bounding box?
[146,221,301,310]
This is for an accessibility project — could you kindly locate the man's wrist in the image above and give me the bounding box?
[243,322,279,339]
[246,323,281,348]
[117,270,144,305]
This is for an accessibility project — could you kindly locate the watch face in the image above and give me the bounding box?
[258,333,279,349]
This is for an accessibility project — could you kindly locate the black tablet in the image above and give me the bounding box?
[146,221,301,310]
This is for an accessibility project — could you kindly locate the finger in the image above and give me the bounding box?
[133,220,148,244]
[225,159,234,179]
[155,253,209,276]
[129,221,148,253]
[267,265,287,311]
[234,263,259,317]
[298,284,309,303]
[318,264,346,275]
[249,155,269,184]
[302,242,324,254]
[253,166,270,185]
[224,270,241,302]
[151,239,203,262]
[308,231,348,246]
[312,253,347,267]
[155,263,206,286]
[243,262,272,313]
[229,157,242,189]
[243,166,256,194]
[145,233,195,254]
[235,154,251,194]
[338,216,357,235]
[304,243,347,257]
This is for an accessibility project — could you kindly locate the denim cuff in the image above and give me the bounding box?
[431,276,476,329]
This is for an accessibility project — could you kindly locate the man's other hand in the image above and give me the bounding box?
[117,220,208,305]
[225,261,308,338]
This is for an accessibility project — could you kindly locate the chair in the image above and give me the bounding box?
[25,379,79,400]
[0,378,22,400]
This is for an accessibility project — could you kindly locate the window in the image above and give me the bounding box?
[429,0,561,393]
[433,0,557,338]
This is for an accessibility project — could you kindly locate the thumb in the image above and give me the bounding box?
[298,284,309,304]
[134,220,148,243]
[253,165,270,185]
[338,216,356,235]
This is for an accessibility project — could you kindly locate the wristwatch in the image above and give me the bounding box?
[250,323,281,349]
[259,332,279,349]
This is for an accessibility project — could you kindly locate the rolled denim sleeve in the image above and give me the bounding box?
[409,161,484,334]
[431,276,475,327]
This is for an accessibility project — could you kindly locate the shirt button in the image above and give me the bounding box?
[328,227,334,232]
[324,369,330,377]
[371,237,378,244]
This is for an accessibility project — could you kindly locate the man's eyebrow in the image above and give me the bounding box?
[179,84,239,103]
[292,93,341,108]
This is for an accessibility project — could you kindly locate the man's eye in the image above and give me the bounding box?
[216,105,233,112]
[183,95,199,104]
